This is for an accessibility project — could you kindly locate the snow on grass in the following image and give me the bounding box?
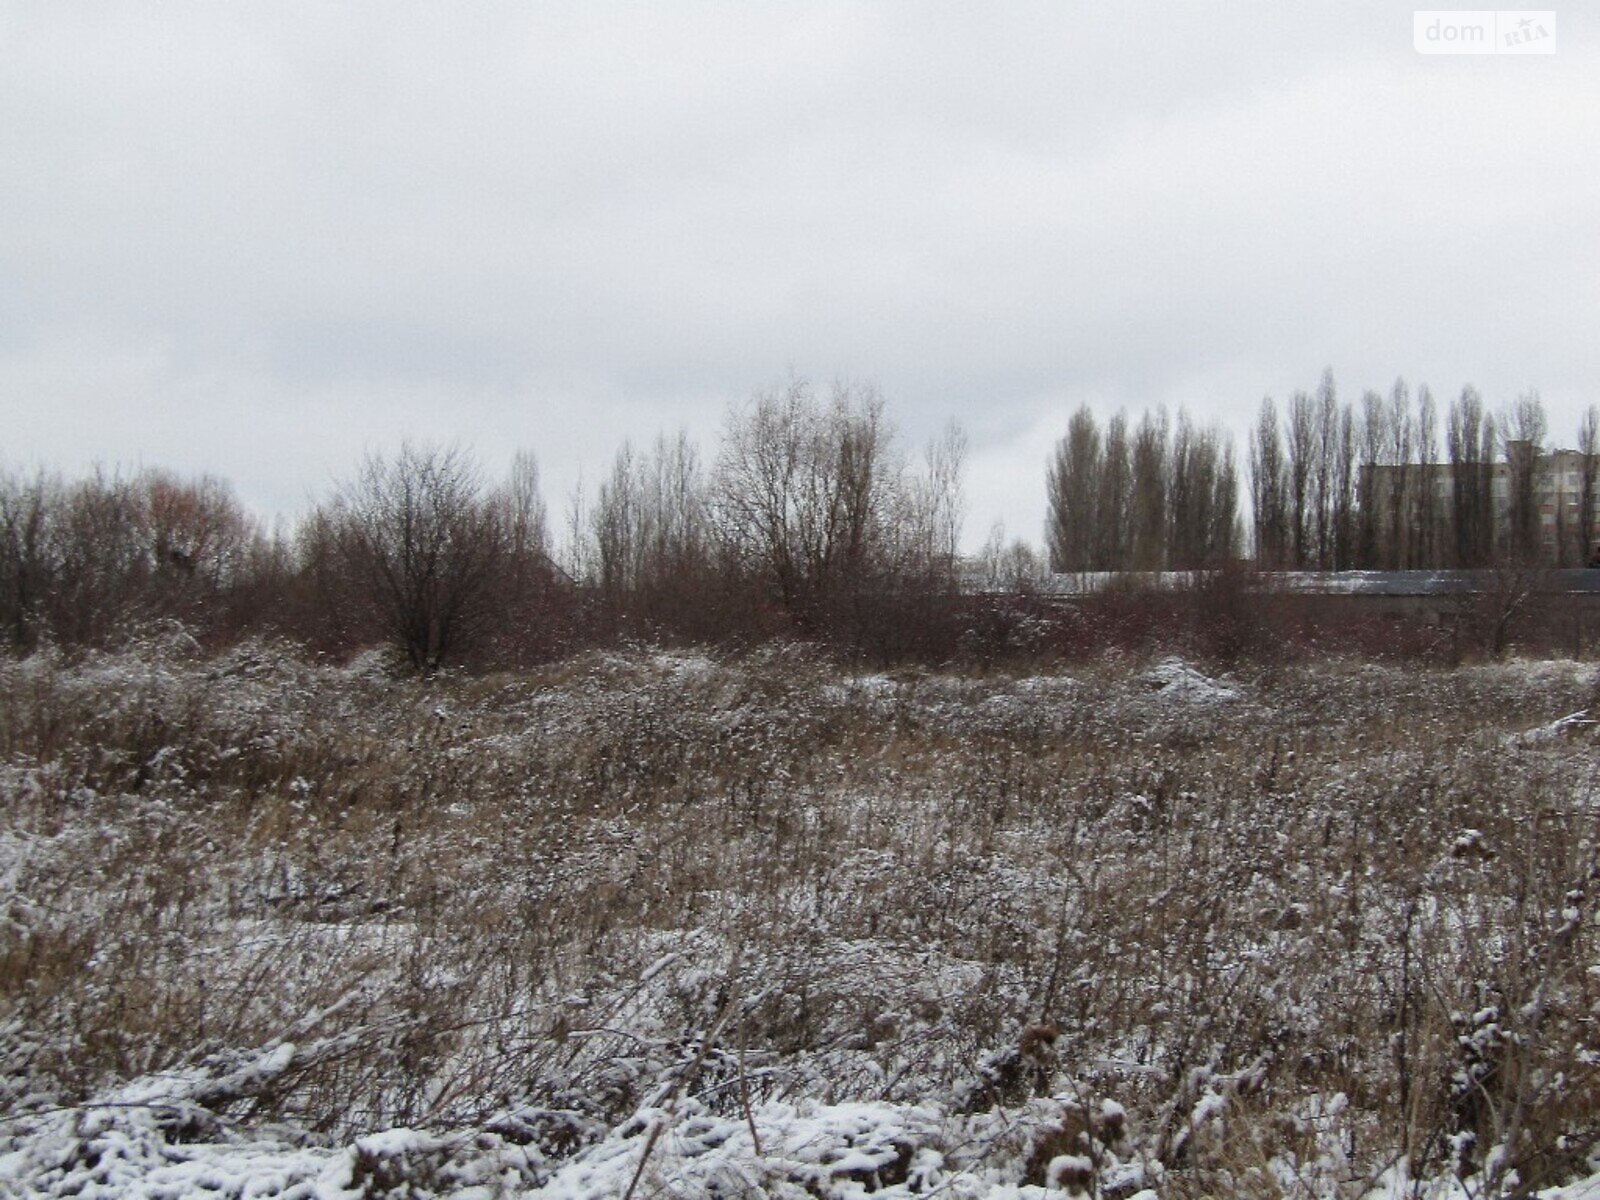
[1,1088,1130,1200]
[5,644,1600,1196]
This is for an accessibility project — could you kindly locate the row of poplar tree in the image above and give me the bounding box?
[1047,369,1600,573]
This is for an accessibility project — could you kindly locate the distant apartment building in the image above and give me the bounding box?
[1361,442,1600,568]
[1510,447,1600,564]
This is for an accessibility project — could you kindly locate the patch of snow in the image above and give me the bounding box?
[1508,710,1596,747]
[1141,658,1241,704]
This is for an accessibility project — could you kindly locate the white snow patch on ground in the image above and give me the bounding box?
[1546,1172,1600,1200]
[1508,709,1596,747]
[0,1090,1095,1200]
[1140,658,1241,705]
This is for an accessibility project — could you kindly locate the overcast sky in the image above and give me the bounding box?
[3,3,1596,550]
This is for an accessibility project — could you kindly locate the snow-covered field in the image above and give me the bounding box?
[2,636,1599,1197]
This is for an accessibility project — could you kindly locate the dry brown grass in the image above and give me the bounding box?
[2,639,1598,1194]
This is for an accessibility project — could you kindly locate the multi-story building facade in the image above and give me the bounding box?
[1361,443,1600,568]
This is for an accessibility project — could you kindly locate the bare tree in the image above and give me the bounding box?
[1212,437,1241,568]
[1248,398,1287,568]
[1502,392,1547,566]
[49,469,156,646]
[1313,368,1339,569]
[0,466,266,651]
[1449,388,1496,568]
[1129,409,1170,571]
[1357,390,1386,569]
[142,471,256,622]
[909,421,968,583]
[481,449,562,658]
[592,430,718,634]
[1096,413,1131,570]
[0,469,54,653]
[594,441,644,609]
[1167,413,1237,570]
[977,521,1044,592]
[1286,390,1316,569]
[713,379,898,631]
[1047,407,1102,574]
[498,450,550,576]
[1480,406,1500,564]
[1386,379,1414,569]
[1167,414,1195,569]
[1415,386,1439,568]
[334,443,505,672]
[1333,403,1357,570]
[650,431,711,587]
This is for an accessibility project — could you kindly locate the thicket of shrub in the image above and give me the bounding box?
[2,644,1597,1195]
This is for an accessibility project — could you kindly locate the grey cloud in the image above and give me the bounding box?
[1,1,1595,546]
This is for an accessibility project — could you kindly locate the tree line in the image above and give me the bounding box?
[1048,371,1600,574]
[0,379,967,670]
[1046,407,1240,573]
[5,370,1595,671]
